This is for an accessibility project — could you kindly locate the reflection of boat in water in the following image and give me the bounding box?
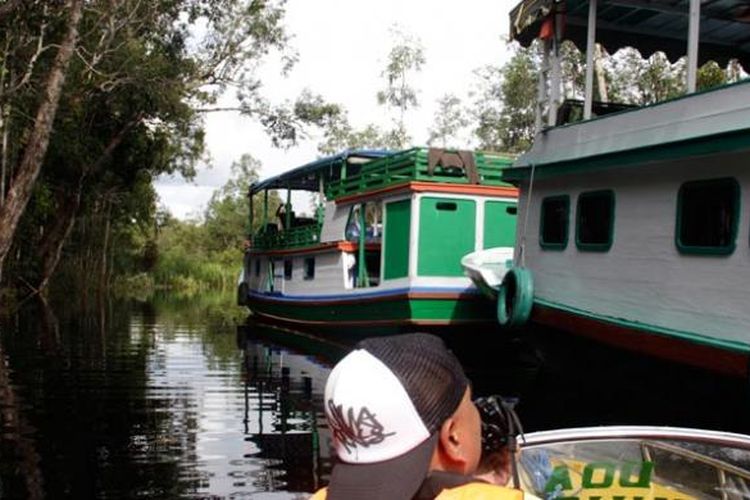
[488,0,750,375]
[518,426,750,499]
[237,147,518,332]
[237,325,335,493]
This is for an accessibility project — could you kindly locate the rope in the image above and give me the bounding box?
[519,162,536,268]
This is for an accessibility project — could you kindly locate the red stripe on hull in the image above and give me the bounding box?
[533,304,749,379]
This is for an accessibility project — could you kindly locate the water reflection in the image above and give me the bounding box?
[2,294,750,499]
[0,294,335,499]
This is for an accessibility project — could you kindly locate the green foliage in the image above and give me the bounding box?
[148,154,280,294]
[427,94,470,148]
[472,44,537,153]
[0,0,317,296]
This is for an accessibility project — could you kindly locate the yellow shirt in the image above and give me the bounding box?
[310,483,524,499]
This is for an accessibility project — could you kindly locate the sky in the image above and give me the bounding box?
[154,0,518,220]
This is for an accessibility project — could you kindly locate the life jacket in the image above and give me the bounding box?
[310,472,524,500]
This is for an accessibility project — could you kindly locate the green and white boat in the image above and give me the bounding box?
[491,0,750,376]
[237,147,519,331]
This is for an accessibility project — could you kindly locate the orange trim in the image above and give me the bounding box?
[335,181,518,204]
[253,310,492,328]
[533,304,749,379]
[248,240,380,257]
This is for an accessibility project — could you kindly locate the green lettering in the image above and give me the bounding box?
[619,461,653,488]
[582,462,615,489]
[544,465,574,493]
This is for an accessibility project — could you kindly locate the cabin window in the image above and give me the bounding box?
[284,259,293,280]
[255,258,261,276]
[676,178,739,255]
[576,190,615,252]
[540,195,569,250]
[484,200,517,249]
[345,202,383,242]
[304,257,315,280]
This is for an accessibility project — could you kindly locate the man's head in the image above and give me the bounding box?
[323,333,482,500]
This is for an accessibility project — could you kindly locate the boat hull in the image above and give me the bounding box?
[532,300,750,379]
[243,288,497,334]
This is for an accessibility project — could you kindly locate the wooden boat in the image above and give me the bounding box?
[237,147,519,331]
[489,0,750,377]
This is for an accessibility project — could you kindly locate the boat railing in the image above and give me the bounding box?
[253,222,322,250]
[326,148,513,199]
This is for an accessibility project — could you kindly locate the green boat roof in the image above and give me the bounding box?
[250,149,392,195]
[510,0,750,70]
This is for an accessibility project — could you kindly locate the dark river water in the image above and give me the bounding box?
[2,293,750,499]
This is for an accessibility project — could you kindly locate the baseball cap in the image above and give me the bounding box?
[323,333,470,500]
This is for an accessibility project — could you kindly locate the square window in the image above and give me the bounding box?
[304,257,315,280]
[540,196,569,250]
[676,178,739,255]
[576,190,615,252]
[284,260,293,280]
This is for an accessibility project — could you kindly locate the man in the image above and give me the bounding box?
[311,333,525,499]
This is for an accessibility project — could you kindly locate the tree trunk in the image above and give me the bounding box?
[34,116,141,294]
[35,182,82,294]
[99,199,112,293]
[594,44,609,102]
[0,0,83,284]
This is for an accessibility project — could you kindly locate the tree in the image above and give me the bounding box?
[472,45,537,153]
[0,0,84,284]
[0,0,327,295]
[376,26,425,149]
[427,94,470,148]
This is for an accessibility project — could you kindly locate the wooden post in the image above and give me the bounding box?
[583,0,598,120]
[686,0,700,93]
[263,190,268,228]
[285,187,292,230]
[248,186,254,238]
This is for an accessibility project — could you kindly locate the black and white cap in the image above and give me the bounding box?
[324,333,469,500]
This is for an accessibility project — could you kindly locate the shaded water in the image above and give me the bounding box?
[2,293,750,498]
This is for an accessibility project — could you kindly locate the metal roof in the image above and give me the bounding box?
[249,149,392,195]
[510,0,750,70]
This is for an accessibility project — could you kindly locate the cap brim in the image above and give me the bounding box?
[327,432,439,500]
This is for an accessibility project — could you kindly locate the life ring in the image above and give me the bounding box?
[497,267,534,327]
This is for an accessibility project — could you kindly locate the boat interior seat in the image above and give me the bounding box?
[291,216,316,228]
[262,222,278,234]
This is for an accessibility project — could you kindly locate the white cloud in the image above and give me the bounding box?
[155,0,517,219]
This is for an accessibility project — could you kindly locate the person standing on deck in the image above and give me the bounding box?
[311,333,529,500]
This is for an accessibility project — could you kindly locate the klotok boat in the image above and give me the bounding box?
[237,147,518,331]
[479,0,750,377]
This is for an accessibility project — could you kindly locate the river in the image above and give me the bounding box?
[1,293,749,498]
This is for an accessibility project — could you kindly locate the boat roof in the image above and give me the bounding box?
[510,0,750,70]
[250,149,392,195]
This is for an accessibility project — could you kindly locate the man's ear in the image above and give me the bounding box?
[438,416,466,466]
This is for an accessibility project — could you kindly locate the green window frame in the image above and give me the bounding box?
[576,190,615,252]
[539,195,570,250]
[675,177,739,256]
